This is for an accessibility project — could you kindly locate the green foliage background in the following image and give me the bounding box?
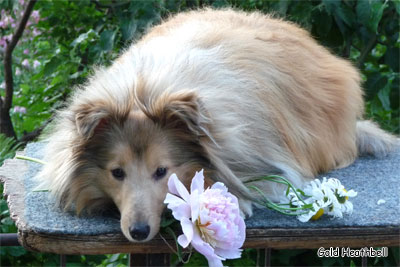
[0,0,399,266]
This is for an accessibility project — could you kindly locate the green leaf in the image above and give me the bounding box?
[0,134,21,166]
[0,199,9,214]
[71,29,97,47]
[357,0,387,33]
[385,47,400,72]
[364,72,388,100]
[378,83,391,110]
[322,0,340,15]
[288,2,314,29]
[270,0,290,16]
[369,0,387,33]
[356,0,371,27]
[335,4,356,27]
[43,57,62,76]
[0,217,14,226]
[212,0,229,8]
[7,246,27,257]
[108,253,120,263]
[99,30,116,52]
[394,0,400,15]
[120,18,137,41]
[20,84,31,94]
[312,8,332,37]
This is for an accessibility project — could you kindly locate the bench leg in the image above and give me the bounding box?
[265,248,271,267]
[129,253,170,266]
[60,254,66,267]
[256,248,271,267]
[362,256,367,267]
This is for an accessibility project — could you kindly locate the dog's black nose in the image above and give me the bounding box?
[129,223,150,241]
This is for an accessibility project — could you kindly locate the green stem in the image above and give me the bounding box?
[249,185,306,213]
[15,155,46,165]
[165,227,183,262]
[248,175,309,205]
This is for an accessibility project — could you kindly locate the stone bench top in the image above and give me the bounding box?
[1,142,399,254]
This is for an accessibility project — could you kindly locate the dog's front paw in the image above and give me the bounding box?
[238,198,253,218]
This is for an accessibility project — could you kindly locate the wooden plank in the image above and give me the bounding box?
[18,230,176,254]
[15,227,399,254]
[244,233,399,249]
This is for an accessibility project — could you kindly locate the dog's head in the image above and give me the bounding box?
[67,90,213,242]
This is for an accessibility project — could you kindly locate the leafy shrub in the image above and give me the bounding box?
[0,134,21,166]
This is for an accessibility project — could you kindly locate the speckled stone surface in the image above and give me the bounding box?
[22,142,399,235]
[24,143,120,235]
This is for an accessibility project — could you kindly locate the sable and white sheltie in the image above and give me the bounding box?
[38,9,396,242]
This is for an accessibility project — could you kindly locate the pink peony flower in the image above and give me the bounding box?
[164,170,246,267]
[23,49,29,55]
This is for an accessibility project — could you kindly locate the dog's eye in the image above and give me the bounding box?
[111,168,125,180]
[153,167,167,180]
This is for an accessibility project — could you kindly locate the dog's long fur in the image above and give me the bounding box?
[38,9,396,242]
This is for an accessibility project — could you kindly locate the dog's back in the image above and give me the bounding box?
[129,9,395,191]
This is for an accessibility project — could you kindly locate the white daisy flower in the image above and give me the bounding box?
[269,175,357,222]
[303,178,335,205]
[281,190,302,207]
[297,199,328,222]
[322,178,357,218]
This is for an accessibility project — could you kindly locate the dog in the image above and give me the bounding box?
[38,9,396,242]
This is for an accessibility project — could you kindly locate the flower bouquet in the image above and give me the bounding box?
[164,170,357,266]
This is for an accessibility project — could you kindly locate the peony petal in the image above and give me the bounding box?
[191,232,219,260]
[206,255,224,267]
[164,193,191,220]
[190,169,205,194]
[180,217,194,246]
[177,234,190,248]
[164,193,185,206]
[190,189,200,222]
[168,173,190,202]
[214,247,242,259]
[167,174,180,195]
[210,182,228,192]
[237,216,246,245]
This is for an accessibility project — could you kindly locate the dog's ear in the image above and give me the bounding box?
[146,91,211,137]
[73,104,112,139]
